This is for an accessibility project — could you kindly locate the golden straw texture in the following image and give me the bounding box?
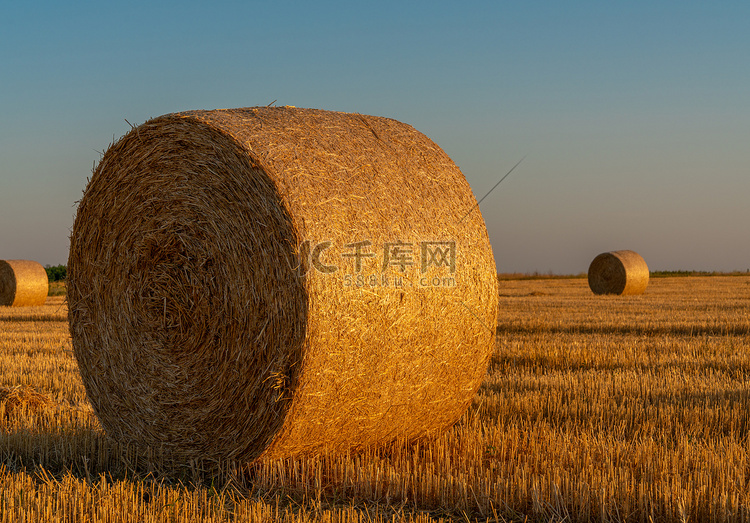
[68,106,498,463]
[0,385,54,419]
[587,250,649,296]
[0,260,48,307]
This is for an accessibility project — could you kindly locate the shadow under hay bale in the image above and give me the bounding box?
[0,260,49,307]
[587,250,649,296]
[68,106,498,463]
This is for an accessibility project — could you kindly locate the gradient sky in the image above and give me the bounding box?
[2,1,748,274]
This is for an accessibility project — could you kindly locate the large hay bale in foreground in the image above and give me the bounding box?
[0,260,48,307]
[68,106,498,463]
[588,250,649,295]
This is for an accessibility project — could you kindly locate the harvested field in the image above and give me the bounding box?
[1,276,750,521]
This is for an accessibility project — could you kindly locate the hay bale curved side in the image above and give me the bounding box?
[68,106,498,463]
[588,250,649,295]
[0,260,49,307]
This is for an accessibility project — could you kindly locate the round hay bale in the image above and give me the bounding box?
[68,106,498,463]
[0,260,49,307]
[587,250,649,295]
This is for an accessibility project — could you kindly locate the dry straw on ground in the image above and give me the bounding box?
[0,385,53,419]
[68,106,498,463]
[588,250,649,295]
[0,260,48,307]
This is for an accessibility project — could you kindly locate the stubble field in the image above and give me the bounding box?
[1,275,749,522]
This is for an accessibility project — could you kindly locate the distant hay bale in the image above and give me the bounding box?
[68,106,498,463]
[0,260,49,307]
[588,250,649,295]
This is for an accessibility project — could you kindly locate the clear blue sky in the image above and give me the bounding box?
[2,1,748,274]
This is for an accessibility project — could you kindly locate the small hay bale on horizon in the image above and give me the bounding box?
[67,106,499,463]
[588,250,649,296]
[0,260,49,307]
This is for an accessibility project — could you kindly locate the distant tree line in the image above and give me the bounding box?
[45,264,67,282]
